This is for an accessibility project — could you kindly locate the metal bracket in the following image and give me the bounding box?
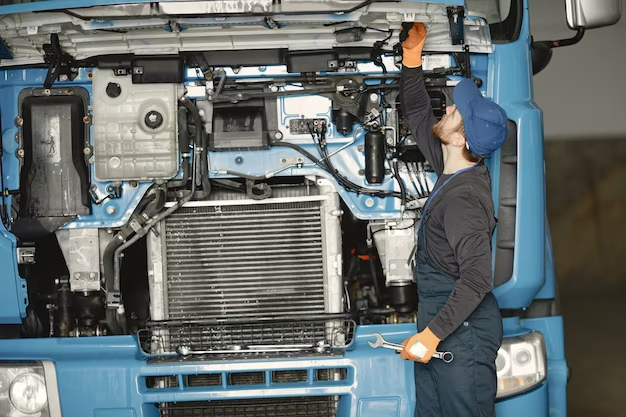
[106,291,121,309]
[447,6,465,46]
[16,247,36,264]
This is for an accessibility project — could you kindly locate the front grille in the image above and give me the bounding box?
[164,201,325,320]
[138,316,354,355]
[158,396,339,417]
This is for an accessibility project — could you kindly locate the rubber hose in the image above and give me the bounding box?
[167,107,190,189]
[200,131,211,198]
[103,235,124,334]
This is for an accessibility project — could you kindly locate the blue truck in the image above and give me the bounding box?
[0,0,620,416]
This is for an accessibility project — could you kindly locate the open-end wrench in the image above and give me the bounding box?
[367,332,453,363]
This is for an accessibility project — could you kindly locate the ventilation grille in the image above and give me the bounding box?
[158,396,339,417]
[164,201,325,320]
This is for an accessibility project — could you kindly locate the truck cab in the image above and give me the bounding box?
[0,0,619,416]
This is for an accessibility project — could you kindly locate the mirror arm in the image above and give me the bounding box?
[534,27,585,49]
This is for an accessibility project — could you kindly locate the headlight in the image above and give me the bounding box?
[0,362,52,417]
[496,331,547,399]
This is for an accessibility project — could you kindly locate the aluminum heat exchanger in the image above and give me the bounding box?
[145,183,346,354]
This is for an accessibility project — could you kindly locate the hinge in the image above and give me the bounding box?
[447,6,465,46]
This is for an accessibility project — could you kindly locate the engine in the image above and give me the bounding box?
[10,49,455,355]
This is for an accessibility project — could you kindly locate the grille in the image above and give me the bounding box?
[163,201,325,319]
[158,396,339,417]
[138,316,355,355]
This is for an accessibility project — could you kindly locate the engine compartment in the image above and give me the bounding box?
[0,4,495,358]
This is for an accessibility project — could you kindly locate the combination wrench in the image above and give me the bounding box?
[367,332,454,363]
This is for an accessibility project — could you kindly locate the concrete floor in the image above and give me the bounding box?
[562,291,626,417]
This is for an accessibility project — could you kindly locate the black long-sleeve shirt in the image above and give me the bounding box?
[400,66,497,341]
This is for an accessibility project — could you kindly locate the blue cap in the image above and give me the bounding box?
[453,78,508,156]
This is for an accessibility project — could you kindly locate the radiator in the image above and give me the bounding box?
[145,182,344,353]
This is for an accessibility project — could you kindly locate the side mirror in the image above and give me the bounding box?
[565,0,622,30]
[532,0,622,75]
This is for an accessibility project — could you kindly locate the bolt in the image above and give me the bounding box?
[274,131,283,140]
[365,198,374,208]
[15,117,23,127]
[358,169,364,176]
[74,273,81,279]
[83,116,91,124]
[60,74,69,81]
[88,72,93,79]
[106,206,116,215]
[43,89,51,95]
[16,148,24,158]
[296,157,304,164]
[235,156,243,164]
[83,146,91,156]
[66,88,73,95]
[370,93,378,103]
[281,158,287,164]
[390,264,397,271]
[89,273,96,279]
[386,137,394,145]
[129,180,138,188]
[357,145,364,152]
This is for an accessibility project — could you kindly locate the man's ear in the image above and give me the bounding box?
[451,134,466,148]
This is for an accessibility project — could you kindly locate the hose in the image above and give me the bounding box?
[200,130,211,198]
[167,107,190,189]
[110,110,200,328]
[180,96,210,199]
[392,159,407,213]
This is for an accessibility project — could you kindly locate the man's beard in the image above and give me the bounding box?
[432,120,449,145]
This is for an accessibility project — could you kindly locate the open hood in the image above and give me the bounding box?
[0,0,499,68]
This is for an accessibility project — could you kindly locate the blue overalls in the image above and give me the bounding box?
[413,168,503,417]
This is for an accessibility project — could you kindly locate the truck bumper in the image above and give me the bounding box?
[0,320,565,417]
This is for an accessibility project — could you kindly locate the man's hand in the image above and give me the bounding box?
[401,22,427,68]
[400,327,441,363]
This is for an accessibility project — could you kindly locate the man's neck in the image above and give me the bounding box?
[441,145,476,175]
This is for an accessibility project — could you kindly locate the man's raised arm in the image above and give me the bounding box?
[399,23,444,176]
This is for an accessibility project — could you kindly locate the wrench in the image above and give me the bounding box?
[367,332,453,363]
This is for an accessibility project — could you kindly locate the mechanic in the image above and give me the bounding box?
[398,22,507,416]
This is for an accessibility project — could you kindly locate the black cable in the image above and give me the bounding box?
[392,159,406,211]
[270,140,408,200]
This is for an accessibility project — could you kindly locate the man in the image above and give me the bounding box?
[398,23,507,416]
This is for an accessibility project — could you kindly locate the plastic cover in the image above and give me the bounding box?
[92,69,181,181]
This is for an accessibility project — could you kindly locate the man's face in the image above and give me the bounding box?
[432,105,464,144]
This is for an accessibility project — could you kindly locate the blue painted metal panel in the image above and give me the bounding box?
[495,384,549,417]
[535,218,556,299]
[0,322,564,416]
[0,0,464,15]
[490,3,546,309]
[0,222,27,323]
[521,316,568,417]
